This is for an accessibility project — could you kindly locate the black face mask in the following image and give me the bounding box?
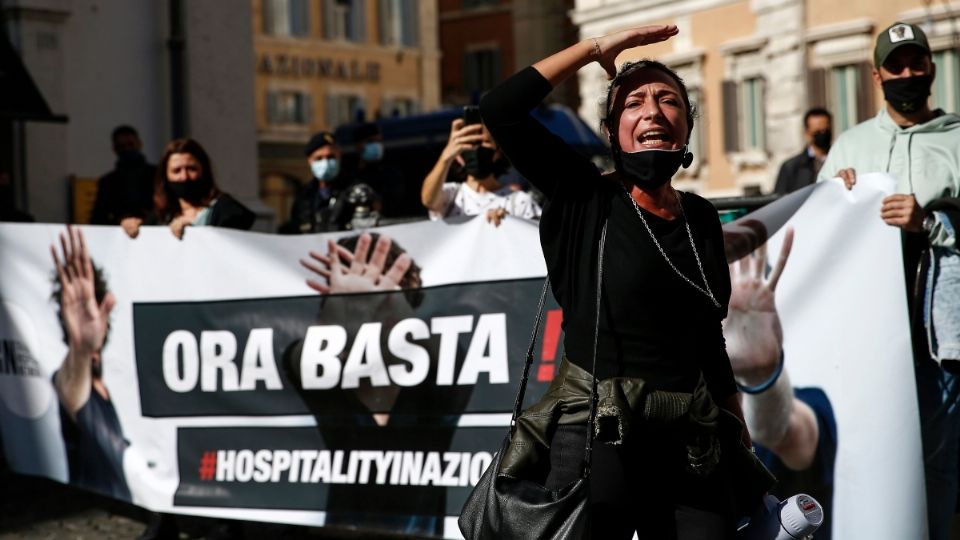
[463,146,496,179]
[811,130,832,152]
[167,180,207,203]
[882,75,933,114]
[116,150,143,165]
[617,146,692,188]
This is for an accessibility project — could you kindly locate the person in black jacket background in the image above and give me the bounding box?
[280,131,351,234]
[773,108,832,196]
[90,126,157,237]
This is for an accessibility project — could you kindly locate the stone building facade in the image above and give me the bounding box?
[571,0,960,196]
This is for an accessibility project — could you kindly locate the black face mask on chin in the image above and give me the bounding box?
[617,145,693,189]
[463,147,496,179]
[882,75,933,115]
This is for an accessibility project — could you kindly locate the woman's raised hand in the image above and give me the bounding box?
[594,25,679,79]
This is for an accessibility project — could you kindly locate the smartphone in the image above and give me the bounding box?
[463,105,481,126]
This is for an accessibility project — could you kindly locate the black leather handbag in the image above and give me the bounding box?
[458,224,609,540]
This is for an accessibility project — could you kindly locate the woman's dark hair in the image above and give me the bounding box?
[600,60,697,148]
[153,138,221,221]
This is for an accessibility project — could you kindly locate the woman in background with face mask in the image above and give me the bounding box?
[420,116,541,226]
[153,138,255,239]
[475,25,761,538]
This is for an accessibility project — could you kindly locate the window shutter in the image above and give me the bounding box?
[377,0,388,45]
[758,78,767,151]
[302,93,313,125]
[322,0,335,39]
[464,52,477,94]
[856,61,876,122]
[722,80,740,153]
[403,0,418,47]
[291,0,308,36]
[325,94,339,129]
[262,0,275,34]
[352,0,367,42]
[807,67,826,108]
[266,92,278,124]
[491,49,502,90]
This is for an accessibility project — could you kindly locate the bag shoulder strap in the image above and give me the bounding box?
[583,221,608,478]
[509,220,609,479]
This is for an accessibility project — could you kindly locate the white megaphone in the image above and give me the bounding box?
[737,493,824,540]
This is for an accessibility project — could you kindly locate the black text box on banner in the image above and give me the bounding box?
[134,279,565,417]
[175,425,504,536]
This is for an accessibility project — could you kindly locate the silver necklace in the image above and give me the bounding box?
[621,185,721,309]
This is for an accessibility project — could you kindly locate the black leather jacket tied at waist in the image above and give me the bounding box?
[500,357,726,479]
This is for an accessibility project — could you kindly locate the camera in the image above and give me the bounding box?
[737,494,824,540]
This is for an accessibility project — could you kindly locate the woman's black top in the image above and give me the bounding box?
[208,193,256,230]
[480,67,736,400]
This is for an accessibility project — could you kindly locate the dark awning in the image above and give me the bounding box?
[0,34,67,122]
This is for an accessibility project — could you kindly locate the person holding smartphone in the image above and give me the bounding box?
[420,106,541,225]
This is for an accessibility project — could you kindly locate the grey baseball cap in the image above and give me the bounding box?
[874,22,930,67]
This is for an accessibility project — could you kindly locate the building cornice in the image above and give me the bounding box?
[439,5,512,22]
[805,17,874,43]
[0,0,70,15]
[254,35,437,57]
[897,1,960,25]
[718,35,767,55]
[571,0,739,29]
[658,47,706,66]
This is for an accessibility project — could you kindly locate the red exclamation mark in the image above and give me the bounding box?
[537,309,563,382]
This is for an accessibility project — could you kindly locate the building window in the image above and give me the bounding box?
[378,0,418,47]
[809,62,874,132]
[381,97,419,118]
[463,0,498,8]
[830,64,860,132]
[326,94,367,129]
[323,0,366,42]
[686,87,705,168]
[266,91,312,125]
[738,77,765,151]
[262,0,309,37]
[934,49,960,113]
[464,49,501,96]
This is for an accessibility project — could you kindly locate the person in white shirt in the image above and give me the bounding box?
[421,118,541,225]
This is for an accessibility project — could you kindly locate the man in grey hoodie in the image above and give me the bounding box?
[819,22,960,540]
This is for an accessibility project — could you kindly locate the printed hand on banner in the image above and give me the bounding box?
[51,225,114,358]
[723,227,794,385]
[300,233,412,295]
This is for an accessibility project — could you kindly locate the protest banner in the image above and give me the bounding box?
[0,175,924,538]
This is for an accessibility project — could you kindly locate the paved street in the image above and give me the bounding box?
[0,465,430,540]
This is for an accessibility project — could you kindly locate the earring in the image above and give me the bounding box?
[681,151,694,169]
